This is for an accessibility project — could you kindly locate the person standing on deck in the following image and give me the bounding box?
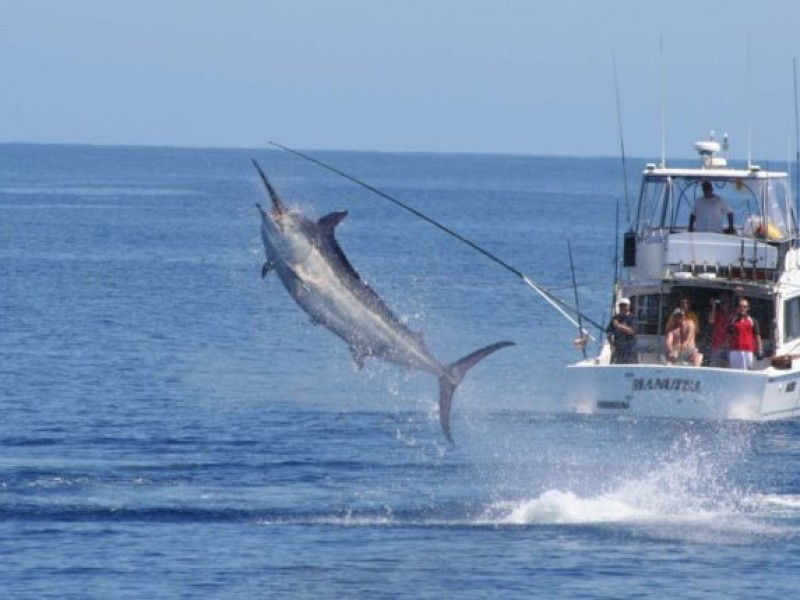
[708,296,732,367]
[607,298,638,364]
[728,298,763,370]
[689,181,735,233]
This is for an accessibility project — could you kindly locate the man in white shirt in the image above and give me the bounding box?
[689,181,735,233]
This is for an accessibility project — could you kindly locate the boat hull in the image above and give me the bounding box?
[565,362,800,420]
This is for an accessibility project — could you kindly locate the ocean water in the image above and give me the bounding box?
[1,143,799,598]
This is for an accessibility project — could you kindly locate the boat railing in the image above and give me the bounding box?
[621,335,771,371]
[628,229,789,283]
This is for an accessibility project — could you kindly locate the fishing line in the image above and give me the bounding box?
[268,141,602,336]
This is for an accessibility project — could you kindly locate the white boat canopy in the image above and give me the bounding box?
[634,166,798,242]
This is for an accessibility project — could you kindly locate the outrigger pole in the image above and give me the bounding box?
[269,141,602,338]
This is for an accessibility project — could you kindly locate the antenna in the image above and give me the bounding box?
[659,33,666,167]
[747,34,753,169]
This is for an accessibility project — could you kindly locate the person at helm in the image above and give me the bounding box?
[689,181,735,233]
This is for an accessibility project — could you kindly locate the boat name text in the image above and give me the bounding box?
[632,378,701,393]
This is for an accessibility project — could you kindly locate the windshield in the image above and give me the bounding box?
[634,175,797,240]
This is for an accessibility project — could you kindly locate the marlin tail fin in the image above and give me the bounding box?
[438,341,514,442]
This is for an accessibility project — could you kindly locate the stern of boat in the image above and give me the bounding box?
[565,361,800,420]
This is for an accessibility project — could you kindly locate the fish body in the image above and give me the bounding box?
[254,160,512,440]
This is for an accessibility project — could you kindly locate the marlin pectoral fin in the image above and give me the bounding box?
[261,260,275,278]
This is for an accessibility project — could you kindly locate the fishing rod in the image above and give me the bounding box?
[794,57,799,228]
[268,141,603,337]
[567,238,588,357]
[612,51,631,226]
[611,51,628,319]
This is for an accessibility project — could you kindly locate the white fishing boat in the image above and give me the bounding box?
[567,135,800,420]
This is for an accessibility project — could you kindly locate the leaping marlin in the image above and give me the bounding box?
[253,160,513,442]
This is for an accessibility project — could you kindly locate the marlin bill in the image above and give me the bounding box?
[252,160,512,441]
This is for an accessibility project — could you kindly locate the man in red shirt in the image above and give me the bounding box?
[708,297,732,367]
[728,298,763,370]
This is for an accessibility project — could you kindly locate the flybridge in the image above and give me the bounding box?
[624,136,799,284]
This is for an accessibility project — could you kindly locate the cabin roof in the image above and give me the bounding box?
[642,165,788,180]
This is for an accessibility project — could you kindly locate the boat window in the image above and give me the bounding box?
[732,178,795,241]
[631,293,664,335]
[636,178,671,232]
[637,177,708,232]
[761,179,795,240]
[784,298,800,343]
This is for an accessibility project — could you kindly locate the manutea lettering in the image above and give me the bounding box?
[632,378,701,393]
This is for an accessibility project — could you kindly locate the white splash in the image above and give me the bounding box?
[484,442,785,531]
[496,489,652,525]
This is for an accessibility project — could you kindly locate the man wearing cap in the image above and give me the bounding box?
[689,181,735,233]
[665,308,703,366]
[606,297,638,364]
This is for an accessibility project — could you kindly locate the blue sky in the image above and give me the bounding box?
[3,0,800,159]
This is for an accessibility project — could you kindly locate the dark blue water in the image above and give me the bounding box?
[1,144,798,598]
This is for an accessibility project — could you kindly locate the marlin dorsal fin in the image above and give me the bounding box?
[318,211,348,233]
